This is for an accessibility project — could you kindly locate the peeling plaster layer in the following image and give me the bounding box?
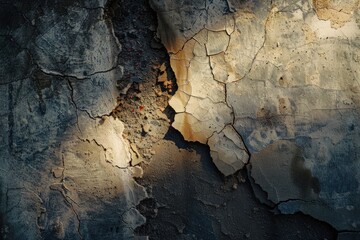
[208,125,249,176]
[152,0,256,176]
[153,0,360,232]
[0,0,146,239]
[312,0,360,29]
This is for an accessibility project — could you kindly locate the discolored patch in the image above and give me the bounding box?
[313,0,359,28]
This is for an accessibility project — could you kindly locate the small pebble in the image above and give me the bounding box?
[143,123,151,133]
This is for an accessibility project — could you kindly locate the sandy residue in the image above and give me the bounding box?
[313,0,359,28]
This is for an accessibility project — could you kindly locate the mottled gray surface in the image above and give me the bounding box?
[0,0,146,239]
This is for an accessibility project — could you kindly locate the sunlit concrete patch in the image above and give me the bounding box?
[73,115,132,169]
[60,114,147,239]
[173,98,233,143]
[152,0,360,232]
[151,0,260,176]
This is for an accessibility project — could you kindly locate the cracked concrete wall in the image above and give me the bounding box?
[152,0,360,236]
[0,0,147,239]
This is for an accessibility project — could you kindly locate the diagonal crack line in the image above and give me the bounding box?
[239,6,273,81]
[77,137,108,152]
[68,199,83,240]
[77,137,129,169]
[271,198,313,210]
[93,139,107,151]
[67,80,81,131]
[50,184,83,239]
[168,26,207,55]
[94,111,115,119]
[225,0,235,13]
[66,79,114,120]
[232,127,251,156]
[38,67,85,81]
[224,83,236,122]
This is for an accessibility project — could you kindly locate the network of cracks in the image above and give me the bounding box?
[112,0,339,239]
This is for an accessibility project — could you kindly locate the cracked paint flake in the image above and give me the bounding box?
[153,0,360,233]
[154,0,267,177]
[208,125,249,176]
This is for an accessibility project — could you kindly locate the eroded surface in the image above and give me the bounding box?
[0,1,147,239]
[1,0,358,238]
[152,0,360,233]
[136,134,336,240]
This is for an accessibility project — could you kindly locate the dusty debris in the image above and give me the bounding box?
[155,109,168,121]
[131,143,143,166]
[138,83,145,92]
[157,70,167,83]
[115,38,172,167]
[130,166,144,178]
[154,88,162,96]
[142,123,151,133]
[119,82,133,95]
[159,63,166,73]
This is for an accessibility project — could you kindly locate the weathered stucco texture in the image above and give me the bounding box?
[152,0,360,233]
[0,0,146,239]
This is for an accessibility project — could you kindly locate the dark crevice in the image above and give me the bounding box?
[66,79,81,131]
[37,65,119,81]
[112,0,337,239]
[65,195,83,240]
[67,78,115,120]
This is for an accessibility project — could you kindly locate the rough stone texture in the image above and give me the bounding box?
[153,0,360,233]
[0,0,146,239]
